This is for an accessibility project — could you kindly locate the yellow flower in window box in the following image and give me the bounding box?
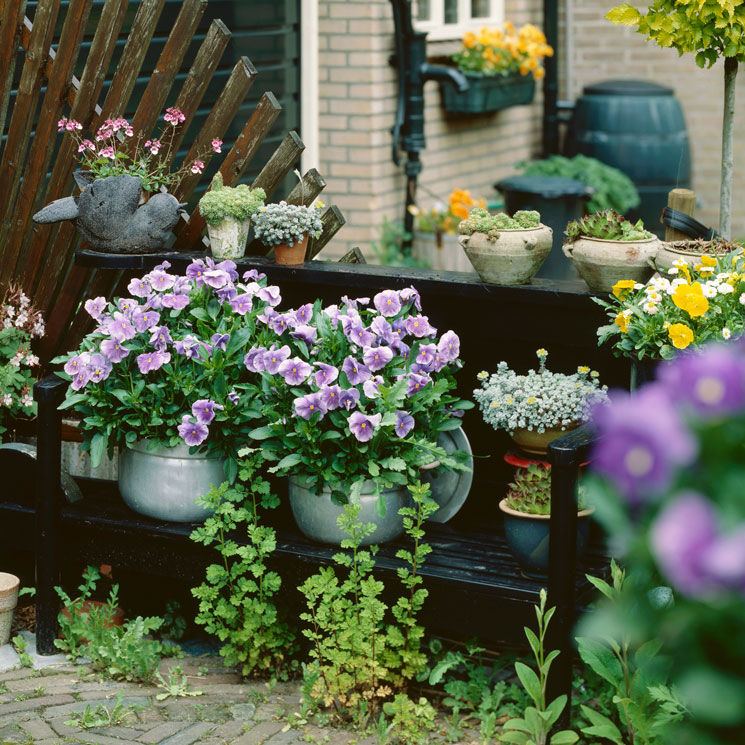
[672,283,709,318]
[668,323,694,350]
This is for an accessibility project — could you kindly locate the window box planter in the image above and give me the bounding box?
[441,72,536,115]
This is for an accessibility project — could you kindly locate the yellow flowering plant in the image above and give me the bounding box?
[594,252,745,360]
[410,188,487,237]
[453,22,553,80]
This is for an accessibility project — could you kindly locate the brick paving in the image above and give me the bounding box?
[0,647,482,744]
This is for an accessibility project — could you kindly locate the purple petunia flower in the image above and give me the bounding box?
[178,414,209,447]
[211,333,230,352]
[148,269,176,292]
[132,309,160,334]
[394,410,415,438]
[294,303,313,324]
[406,315,436,338]
[320,384,342,410]
[407,373,431,395]
[192,398,224,424]
[363,375,383,399]
[437,330,460,363]
[87,353,112,383]
[294,393,327,420]
[338,388,360,411]
[106,313,136,342]
[161,293,190,310]
[257,285,281,306]
[342,356,371,385]
[591,385,698,504]
[363,346,394,372]
[348,411,382,442]
[100,339,130,363]
[278,357,312,385]
[314,363,339,387]
[291,325,318,345]
[229,293,253,315]
[373,290,401,317]
[84,297,107,320]
[128,277,151,298]
[263,345,291,374]
[137,351,170,374]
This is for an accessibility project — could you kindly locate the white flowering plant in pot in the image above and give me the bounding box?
[473,349,608,448]
[252,201,324,265]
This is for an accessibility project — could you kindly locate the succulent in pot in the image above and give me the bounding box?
[499,463,593,575]
[562,209,660,293]
[457,208,553,285]
[54,258,282,522]
[244,288,472,545]
[199,172,266,260]
[252,200,324,266]
[473,348,608,454]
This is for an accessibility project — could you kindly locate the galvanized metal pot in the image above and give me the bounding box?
[288,476,411,545]
[118,440,225,523]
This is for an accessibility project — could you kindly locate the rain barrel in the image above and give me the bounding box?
[567,80,691,237]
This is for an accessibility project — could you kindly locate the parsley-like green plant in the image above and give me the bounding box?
[198,172,266,226]
[298,481,438,727]
[382,693,437,745]
[191,449,298,678]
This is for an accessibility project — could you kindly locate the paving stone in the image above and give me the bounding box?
[230,702,256,721]
[213,718,249,738]
[74,732,145,745]
[17,630,69,669]
[138,721,194,743]
[0,710,36,728]
[0,724,26,743]
[0,663,35,681]
[0,692,75,716]
[264,729,300,744]
[91,724,148,739]
[49,716,87,736]
[19,716,57,740]
[0,645,20,673]
[159,722,215,744]
[43,695,151,719]
[232,720,284,745]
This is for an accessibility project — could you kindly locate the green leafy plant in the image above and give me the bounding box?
[11,635,33,668]
[191,449,297,677]
[564,210,652,243]
[198,172,266,225]
[517,155,640,215]
[500,589,578,745]
[459,209,541,241]
[160,600,187,641]
[382,693,437,745]
[155,665,204,701]
[55,566,174,683]
[372,218,429,269]
[298,481,438,726]
[64,691,143,729]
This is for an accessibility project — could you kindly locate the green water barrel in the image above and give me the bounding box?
[567,80,691,236]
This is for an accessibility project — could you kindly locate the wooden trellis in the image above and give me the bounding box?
[0,0,345,360]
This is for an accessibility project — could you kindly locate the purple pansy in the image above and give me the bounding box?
[415,344,436,371]
[314,363,339,387]
[64,353,89,376]
[128,277,151,298]
[243,268,266,283]
[295,303,313,324]
[370,316,394,344]
[363,375,383,399]
[591,385,698,504]
[137,351,171,374]
[229,294,253,315]
[132,309,160,334]
[363,346,394,372]
[294,393,327,420]
[257,285,281,306]
[400,286,422,311]
[161,293,190,310]
[71,369,90,390]
[407,373,431,395]
[100,339,130,363]
[320,384,342,410]
[263,345,291,374]
[269,313,295,335]
[291,325,317,345]
[244,347,268,373]
[214,259,238,281]
[394,410,415,438]
[348,411,382,442]
[117,298,136,315]
[342,356,371,385]
[84,297,107,320]
[192,398,224,424]
[406,315,436,338]
[149,326,172,351]
[211,333,230,352]
[215,285,238,303]
[148,270,176,291]
[228,390,240,405]
[202,269,230,289]
[278,357,312,385]
[339,388,360,411]
[437,330,460,362]
[178,414,209,447]
[87,353,112,383]
[345,320,375,348]
[106,313,136,342]
[374,290,401,317]
[186,260,207,286]
[323,305,341,326]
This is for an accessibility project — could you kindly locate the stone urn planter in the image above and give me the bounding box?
[458,224,553,285]
[562,235,661,293]
[653,239,744,273]
[207,217,251,260]
[0,573,20,645]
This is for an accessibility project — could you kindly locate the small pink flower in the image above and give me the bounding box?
[211,138,223,153]
[164,107,185,126]
[124,126,133,137]
[98,146,115,159]
[57,117,67,131]
[190,160,204,174]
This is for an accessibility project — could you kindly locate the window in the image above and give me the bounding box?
[414,0,504,41]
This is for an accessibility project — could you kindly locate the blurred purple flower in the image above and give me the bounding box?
[320,384,342,410]
[178,414,208,447]
[339,388,360,411]
[84,297,107,320]
[228,390,240,405]
[278,357,312,385]
[137,351,170,374]
[269,313,295,335]
[370,316,394,344]
[186,260,207,287]
[323,304,341,326]
[101,339,130,363]
[406,315,436,338]
[243,269,266,283]
[203,269,230,289]
[71,369,90,390]
[128,277,151,298]
[349,411,381,442]
[314,362,339,387]
[363,375,383,399]
[291,325,317,345]
[394,410,415,438]
[437,330,460,362]
[229,294,253,315]
[64,353,89,376]
[294,393,327,420]
[342,356,371,385]
[214,259,238,281]
[263,345,291,374]
[211,333,230,351]
[192,398,224,424]
[215,286,238,303]
[345,320,375,348]
[173,335,205,360]
[374,290,401,317]
[363,346,393,372]
[244,347,267,372]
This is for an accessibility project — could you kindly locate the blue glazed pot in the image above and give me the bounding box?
[499,499,594,576]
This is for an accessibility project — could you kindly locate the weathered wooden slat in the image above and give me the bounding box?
[0,0,27,143]
[308,206,346,259]
[286,169,326,207]
[1,0,95,290]
[251,131,305,198]
[172,56,258,202]
[127,0,206,146]
[0,0,61,278]
[339,247,366,264]
[172,92,283,252]
[38,263,91,359]
[24,0,130,297]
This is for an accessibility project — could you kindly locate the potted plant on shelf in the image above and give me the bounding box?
[409,188,485,273]
[562,209,660,293]
[473,348,608,454]
[33,109,222,254]
[457,208,553,285]
[252,200,324,265]
[245,288,472,545]
[499,463,593,575]
[653,235,743,274]
[54,258,282,523]
[199,173,266,260]
[442,23,553,115]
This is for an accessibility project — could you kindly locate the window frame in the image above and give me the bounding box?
[414,0,504,42]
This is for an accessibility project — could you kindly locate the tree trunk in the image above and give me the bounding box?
[720,57,738,240]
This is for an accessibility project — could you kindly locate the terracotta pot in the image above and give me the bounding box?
[0,573,20,645]
[653,241,744,273]
[60,600,125,642]
[274,234,309,266]
[562,236,660,293]
[458,225,553,285]
[511,422,579,455]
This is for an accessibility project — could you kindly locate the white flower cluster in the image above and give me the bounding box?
[473,350,608,433]
[252,201,324,248]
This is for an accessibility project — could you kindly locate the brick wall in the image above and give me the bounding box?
[317,0,545,258]
[564,0,745,239]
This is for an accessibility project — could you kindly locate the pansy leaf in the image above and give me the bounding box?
[190,308,209,322]
[90,433,106,469]
[249,426,274,440]
[274,453,302,470]
[438,418,463,431]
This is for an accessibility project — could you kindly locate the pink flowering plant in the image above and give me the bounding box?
[585,341,745,743]
[57,107,222,193]
[53,259,282,481]
[244,289,472,510]
[0,287,45,439]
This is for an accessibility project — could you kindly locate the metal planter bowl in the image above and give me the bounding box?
[118,440,225,523]
[288,476,411,546]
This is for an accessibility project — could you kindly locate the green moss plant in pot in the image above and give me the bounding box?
[499,463,593,575]
[473,348,608,455]
[252,200,324,266]
[458,208,553,285]
[199,173,266,260]
[562,209,660,293]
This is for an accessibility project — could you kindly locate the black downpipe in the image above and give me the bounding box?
[543,0,560,156]
[389,0,469,250]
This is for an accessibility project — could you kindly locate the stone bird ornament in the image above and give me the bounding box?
[33,172,185,254]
